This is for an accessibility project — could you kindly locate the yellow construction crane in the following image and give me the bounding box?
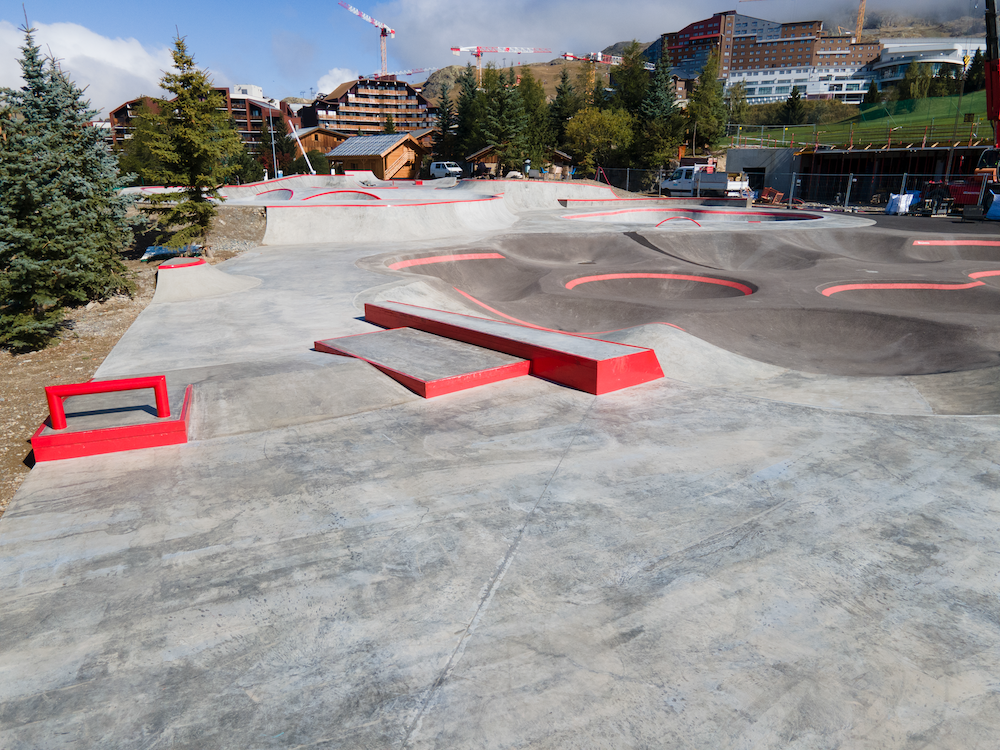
[739,0,867,40]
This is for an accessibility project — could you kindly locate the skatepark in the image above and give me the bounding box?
[3,175,1000,747]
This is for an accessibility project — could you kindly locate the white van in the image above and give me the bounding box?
[430,161,463,179]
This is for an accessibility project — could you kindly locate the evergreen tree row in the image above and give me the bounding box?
[0,28,136,351]
[431,42,728,177]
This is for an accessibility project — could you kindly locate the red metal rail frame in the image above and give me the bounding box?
[33,378,192,462]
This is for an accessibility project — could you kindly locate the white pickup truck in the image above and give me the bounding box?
[661,165,749,197]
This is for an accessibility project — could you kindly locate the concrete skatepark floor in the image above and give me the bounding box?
[3,178,1000,748]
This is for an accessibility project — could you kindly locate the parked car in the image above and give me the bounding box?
[430,161,463,179]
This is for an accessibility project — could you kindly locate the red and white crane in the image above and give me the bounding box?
[369,67,439,81]
[450,45,552,84]
[338,2,395,77]
[562,52,655,71]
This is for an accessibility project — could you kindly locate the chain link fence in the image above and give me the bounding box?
[591,167,665,194]
[777,172,989,210]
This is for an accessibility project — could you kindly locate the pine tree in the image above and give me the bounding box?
[383,113,396,133]
[862,79,881,109]
[610,41,650,117]
[483,68,528,175]
[0,27,134,351]
[685,51,727,152]
[641,47,678,124]
[454,64,484,159]
[782,86,806,125]
[966,49,985,92]
[638,48,682,170]
[134,37,243,247]
[433,82,456,160]
[518,67,554,170]
[549,67,580,148]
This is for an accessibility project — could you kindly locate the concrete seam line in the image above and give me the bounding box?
[400,397,598,747]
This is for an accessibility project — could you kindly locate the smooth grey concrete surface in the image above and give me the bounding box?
[318,328,527,382]
[3,181,1000,749]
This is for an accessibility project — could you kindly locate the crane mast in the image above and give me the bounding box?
[338,2,395,77]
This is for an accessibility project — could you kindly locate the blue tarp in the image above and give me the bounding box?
[986,192,1000,221]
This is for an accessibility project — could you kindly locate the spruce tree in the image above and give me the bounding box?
[484,68,528,175]
[518,67,554,170]
[0,27,134,351]
[965,49,985,92]
[782,86,806,125]
[638,47,682,170]
[383,113,396,133]
[135,37,243,247]
[454,64,484,159]
[433,82,456,160]
[610,41,650,117]
[549,67,580,148]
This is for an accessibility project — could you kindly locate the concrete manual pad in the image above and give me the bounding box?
[315,327,530,397]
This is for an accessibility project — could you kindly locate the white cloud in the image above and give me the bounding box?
[317,67,359,96]
[0,20,173,116]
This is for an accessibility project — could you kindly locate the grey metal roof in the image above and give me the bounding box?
[327,133,409,158]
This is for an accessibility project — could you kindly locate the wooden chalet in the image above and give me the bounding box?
[327,133,429,180]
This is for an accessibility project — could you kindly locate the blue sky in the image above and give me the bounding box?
[1,0,972,116]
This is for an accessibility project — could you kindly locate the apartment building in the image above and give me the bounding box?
[108,85,298,153]
[297,77,436,135]
[662,11,882,105]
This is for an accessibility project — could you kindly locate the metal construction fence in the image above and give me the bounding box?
[775,171,989,207]
[591,167,664,193]
[589,166,990,208]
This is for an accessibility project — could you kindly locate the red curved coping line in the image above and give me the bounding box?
[158,258,207,269]
[451,288,685,333]
[272,195,505,209]
[566,272,754,296]
[913,240,1000,246]
[822,280,986,297]
[389,253,506,270]
[257,188,294,197]
[968,270,1000,279]
[303,190,382,200]
[656,216,702,227]
[564,207,818,220]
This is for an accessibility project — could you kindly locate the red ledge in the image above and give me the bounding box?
[364,302,663,395]
[31,385,193,462]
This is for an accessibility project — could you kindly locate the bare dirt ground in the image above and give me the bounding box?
[0,205,265,518]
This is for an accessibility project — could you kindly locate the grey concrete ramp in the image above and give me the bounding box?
[261,195,518,245]
[316,328,529,397]
[152,258,261,304]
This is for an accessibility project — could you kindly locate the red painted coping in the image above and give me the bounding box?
[314,329,530,398]
[302,190,382,200]
[158,258,207,269]
[45,376,171,430]
[364,302,663,395]
[388,253,505,270]
[31,385,193,462]
[821,268,1000,296]
[912,240,1000,246]
[656,216,702,227]
[566,273,754,296]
